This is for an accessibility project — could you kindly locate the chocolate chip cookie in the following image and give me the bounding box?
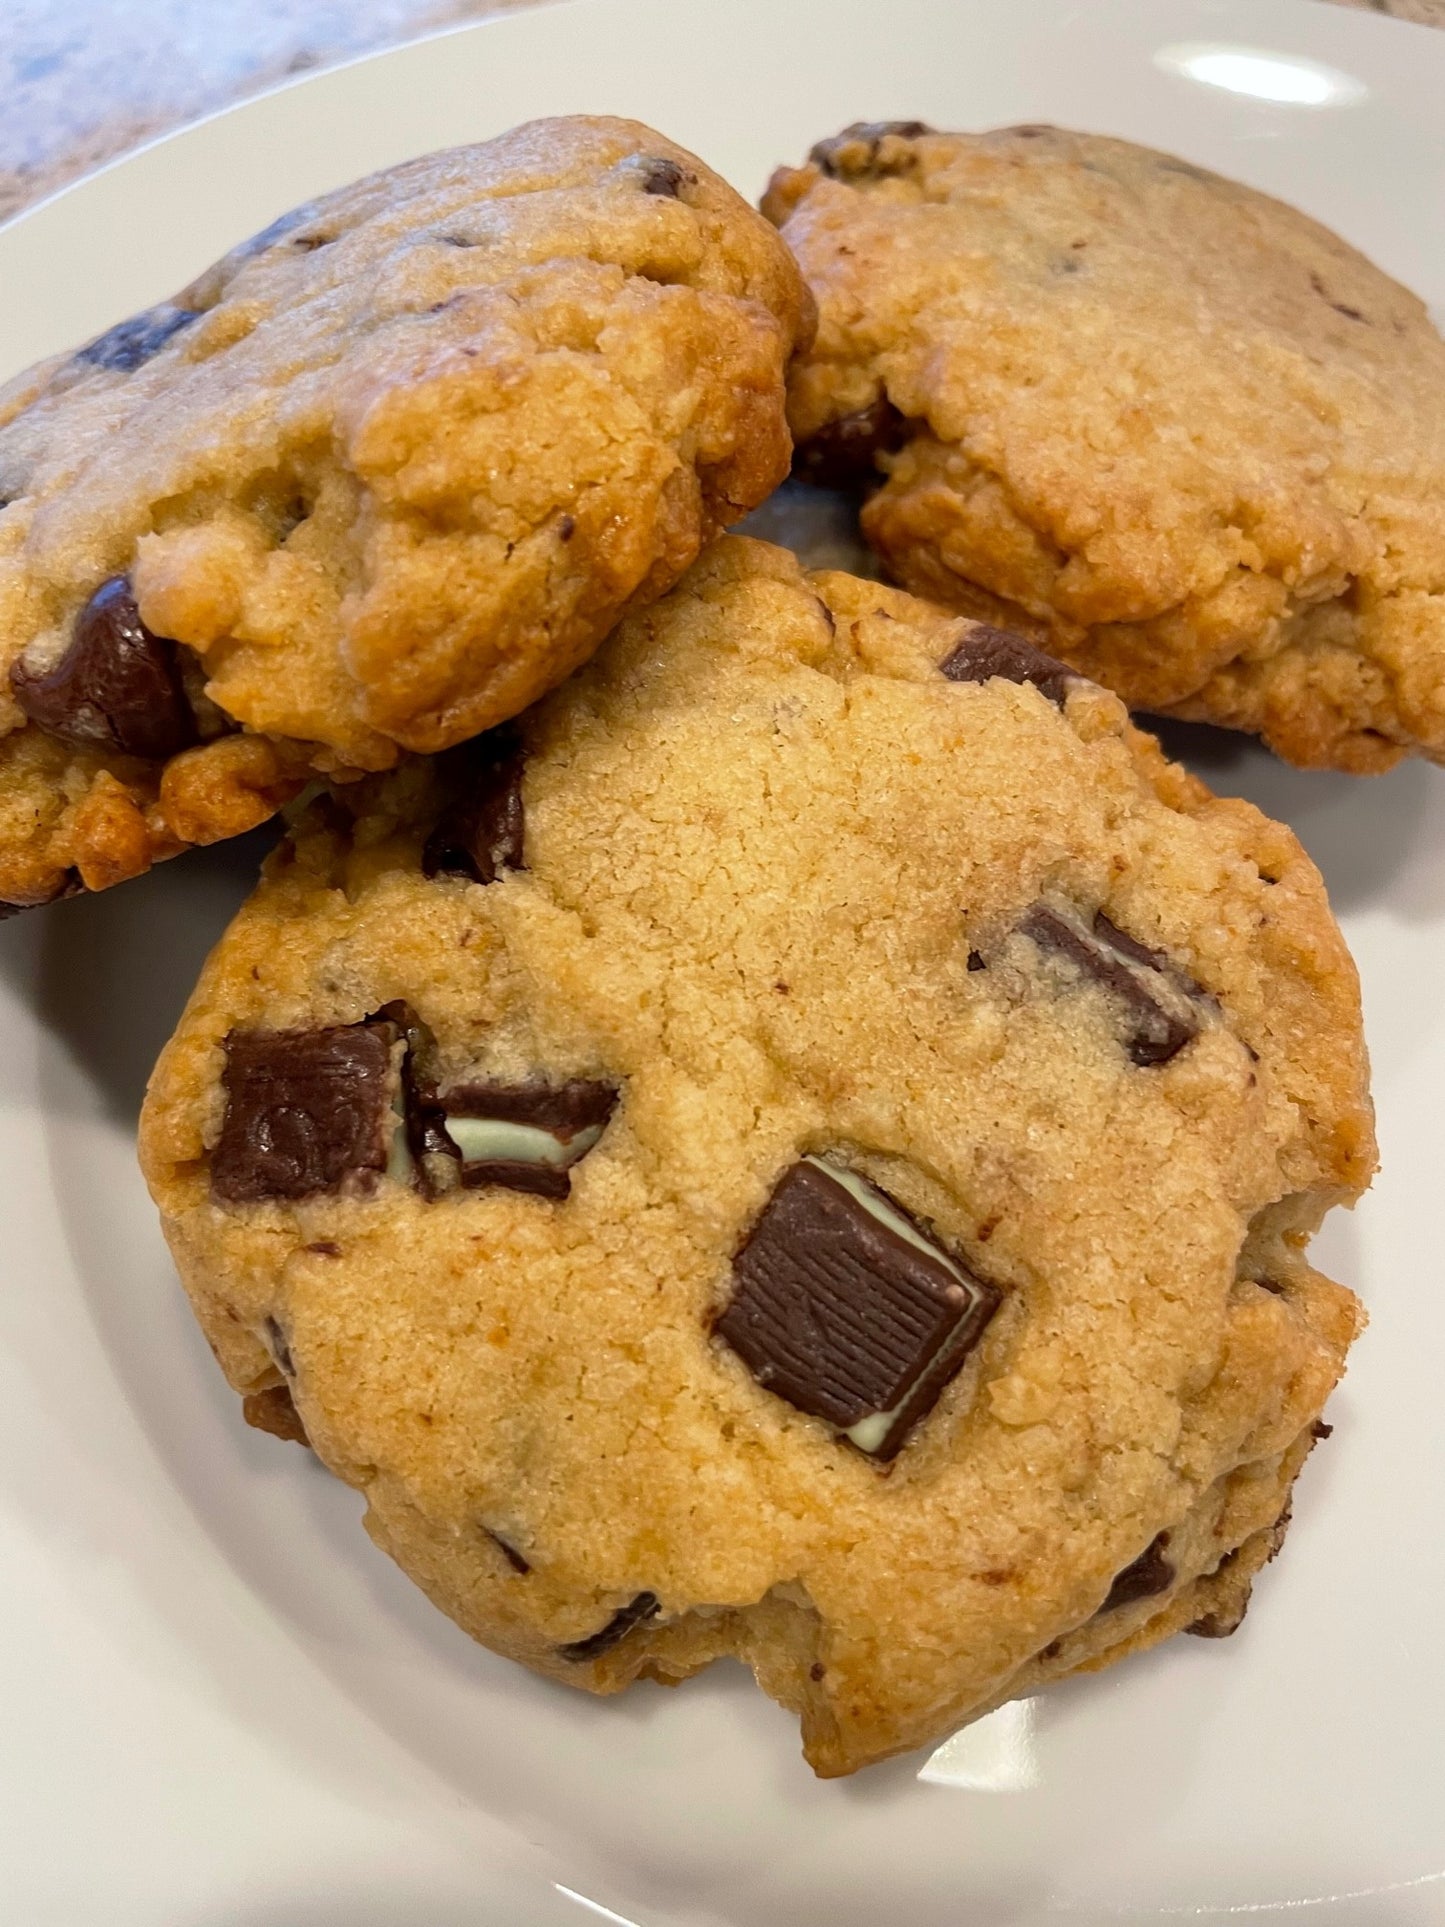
[763,121,1445,773]
[140,537,1372,1775]
[0,117,811,909]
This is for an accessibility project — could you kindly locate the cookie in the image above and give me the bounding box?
[0,117,811,908]
[763,121,1445,773]
[140,537,1372,1776]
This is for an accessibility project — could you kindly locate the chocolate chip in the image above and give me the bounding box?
[1017,904,1201,1066]
[809,1661,826,1682]
[640,156,689,197]
[1312,1419,1334,1441]
[1038,1638,1063,1662]
[557,1591,660,1662]
[305,1240,342,1258]
[241,1385,310,1446]
[966,951,986,972]
[211,1019,399,1203]
[1099,1532,1174,1612]
[715,1157,1001,1462]
[77,305,200,373]
[10,576,199,760]
[940,624,1077,708]
[484,1528,531,1575]
[792,397,908,488]
[557,514,576,542]
[809,121,934,181]
[439,1077,619,1198]
[370,999,458,1195]
[460,1159,572,1199]
[422,728,526,884]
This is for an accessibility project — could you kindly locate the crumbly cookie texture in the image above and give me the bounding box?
[140,538,1372,1776]
[0,118,810,908]
[763,121,1445,773]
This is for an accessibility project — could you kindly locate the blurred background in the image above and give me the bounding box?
[5,0,1445,221]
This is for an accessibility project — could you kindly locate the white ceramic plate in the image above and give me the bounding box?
[3,1,1443,1920]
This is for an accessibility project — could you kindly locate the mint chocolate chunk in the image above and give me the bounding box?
[715,1156,1000,1462]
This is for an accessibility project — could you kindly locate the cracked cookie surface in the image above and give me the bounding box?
[0,116,810,907]
[763,121,1445,773]
[140,537,1372,1775]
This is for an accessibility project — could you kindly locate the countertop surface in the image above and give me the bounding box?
[4,0,1444,222]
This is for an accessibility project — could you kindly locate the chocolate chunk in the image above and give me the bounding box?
[1017,905,1200,1067]
[1100,1532,1174,1613]
[1091,910,1168,973]
[557,514,576,542]
[370,999,458,1194]
[809,121,933,181]
[458,1159,572,1199]
[792,397,908,488]
[940,624,1077,708]
[242,1385,310,1446]
[715,1157,1001,1462]
[439,1077,619,1198]
[443,1079,618,1137]
[77,304,200,373]
[557,1591,660,1662]
[484,1528,532,1575]
[640,156,689,197]
[1312,1419,1334,1442]
[10,576,199,760]
[211,1019,399,1203]
[422,729,526,884]
[809,1661,827,1682]
[966,950,986,972]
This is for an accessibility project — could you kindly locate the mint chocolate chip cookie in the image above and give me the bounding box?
[0,116,810,908]
[764,121,1445,773]
[140,537,1372,1775]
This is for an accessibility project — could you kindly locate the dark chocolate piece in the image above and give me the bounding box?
[1312,1419,1334,1441]
[809,121,934,181]
[557,1592,660,1662]
[1018,905,1200,1066]
[792,397,908,488]
[940,625,1077,708]
[640,156,689,197]
[715,1157,1001,1462]
[422,728,526,884]
[442,1079,618,1137]
[242,1385,310,1446]
[440,1077,619,1199]
[10,576,199,759]
[458,1159,572,1199]
[211,1019,398,1203]
[1091,910,1167,972]
[77,304,201,373]
[1099,1532,1175,1613]
[484,1529,532,1575]
[370,999,458,1193]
